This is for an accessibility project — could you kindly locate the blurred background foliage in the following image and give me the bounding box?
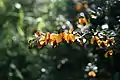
[0,0,120,80]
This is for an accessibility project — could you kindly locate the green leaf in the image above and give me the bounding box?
[37,17,46,32]
[17,8,24,37]
[0,0,5,8]
[15,69,24,80]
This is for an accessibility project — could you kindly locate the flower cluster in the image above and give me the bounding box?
[85,63,98,77]
[28,25,116,58]
[28,29,84,48]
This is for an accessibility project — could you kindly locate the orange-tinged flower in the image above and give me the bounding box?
[67,34,75,43]
[101,41,108,47]
[46,32,50,41]
[97,40,102,47]
[78,18,88,25]
[88,71,96,77]
[90,36,95,44]
[49,33,62,47]
[74,4,82,11]
[59,32,64,40]
[109,50,113,55]
[94,36,100,41]
[104,50,113,58]
[60,29,75,43]
[38,36,46,48]
[38,40,45,48]
[34,31,41,38]
[62,32,68,42]
[62,32,75,43]
[108,39,115,45]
